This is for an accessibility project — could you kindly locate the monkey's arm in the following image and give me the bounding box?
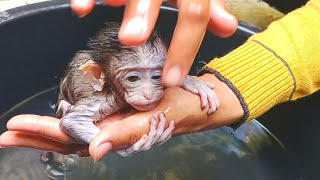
[60,97,122,144]
[181,75,219,115]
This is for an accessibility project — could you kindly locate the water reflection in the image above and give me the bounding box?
[0,87,303,180]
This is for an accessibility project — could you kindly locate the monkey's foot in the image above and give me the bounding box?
[182,76,220,115]
[116,113,174,157]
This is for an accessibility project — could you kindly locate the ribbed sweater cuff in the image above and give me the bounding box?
[199,40,295,126]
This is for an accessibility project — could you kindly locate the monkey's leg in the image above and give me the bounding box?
[56,100,74,118]
[182,76,220,115]
[60,99,120,144]
[116,113,175,157]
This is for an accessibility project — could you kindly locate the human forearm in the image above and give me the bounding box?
[203,0,320,124]
[89,73,243,156]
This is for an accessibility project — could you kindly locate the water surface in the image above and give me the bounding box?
[0,87,305,180]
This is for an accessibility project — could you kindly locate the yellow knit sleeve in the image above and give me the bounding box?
[201,0,320,124]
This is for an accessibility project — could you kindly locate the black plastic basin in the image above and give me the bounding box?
[0,1,319,179]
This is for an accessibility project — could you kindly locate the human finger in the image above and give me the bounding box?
[6,114,74,143]
[70,0,96,17]
[89,114,152,161]
[118,0,163,46]
[162,0,211,87]
[168,0,238,38]
[207,0,238,37]
[0,131,86,154]
[103,0,127,6]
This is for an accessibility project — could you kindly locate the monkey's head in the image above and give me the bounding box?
[81,22,167,111]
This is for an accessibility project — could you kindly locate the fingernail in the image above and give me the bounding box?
[160,112,166,118]
[170,121,175,128]
[94,142,112,162]
[123,17,147,36]
[164,65,182,87]
[143,134,148,139]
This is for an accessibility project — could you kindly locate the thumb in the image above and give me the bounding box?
[89,115,150,161]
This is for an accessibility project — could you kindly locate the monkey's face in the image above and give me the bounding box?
[116,67,163,111]
[107,31,167,111]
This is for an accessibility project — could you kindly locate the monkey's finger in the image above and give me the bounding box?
[205,82,215,89]
[115,134,148,157]
[157,121,174,146]
[150,113,167,145]
[198,88,209,109]
[206,89,218,115]
[70,0,96,17]
[156,120,175,144]
[212,90,220,114]
[182,82,199,94]
[6,114,74,144]
[140,116,159,151]
[0,131,86,154]
[162,0,211,87]
[203,84,219,115]
[118,0,163,46]
[129,134,148,152]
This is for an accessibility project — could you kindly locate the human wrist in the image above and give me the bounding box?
[201,37,295,125]
[168,73,244,135]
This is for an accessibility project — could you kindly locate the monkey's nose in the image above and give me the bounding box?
[143,90,153,100]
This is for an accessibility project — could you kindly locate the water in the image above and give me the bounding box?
[0,87,305,180]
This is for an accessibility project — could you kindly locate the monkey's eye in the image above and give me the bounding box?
[127,75,140,82]
[151,75,161,80]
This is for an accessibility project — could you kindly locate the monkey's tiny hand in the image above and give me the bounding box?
[115,113,174,157]
[182,76,220,115]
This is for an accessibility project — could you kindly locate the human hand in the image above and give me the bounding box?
[0,110,135,155]
[0,115,86,154]
[0,111,174,158]
[0,74,243,160]
[70,0,238,87]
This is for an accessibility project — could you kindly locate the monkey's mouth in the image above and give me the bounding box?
[132,102,158,111]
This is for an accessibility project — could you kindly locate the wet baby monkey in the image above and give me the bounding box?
[57,22,219,156]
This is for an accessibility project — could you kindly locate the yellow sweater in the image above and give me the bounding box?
[202,0,320,125]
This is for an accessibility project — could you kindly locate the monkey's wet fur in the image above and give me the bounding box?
[56,22,219,145]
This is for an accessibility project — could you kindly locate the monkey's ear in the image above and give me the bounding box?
[79,60,105,91]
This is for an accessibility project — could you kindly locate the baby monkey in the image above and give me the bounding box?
[57,22,219,155]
